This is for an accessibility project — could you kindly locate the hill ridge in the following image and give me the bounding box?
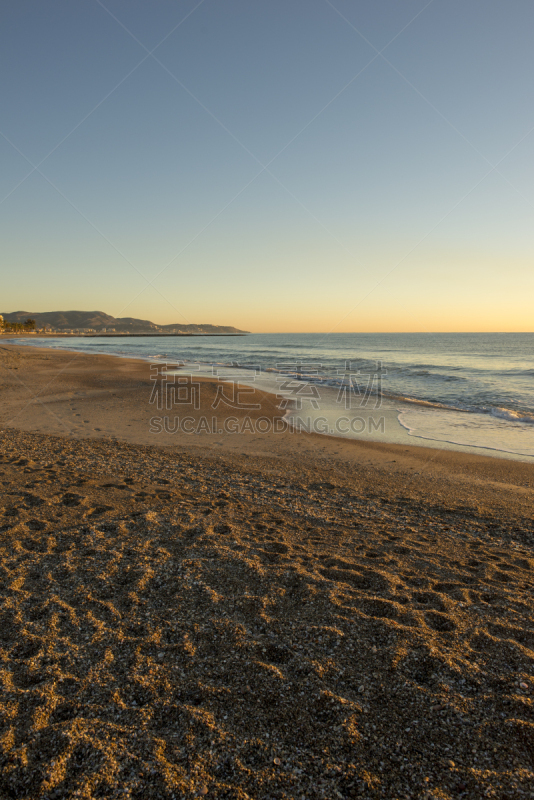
[1,310,248,334]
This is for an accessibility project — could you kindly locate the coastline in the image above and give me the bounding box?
[1,342,533,798]
[1,338,533,520]
[3,338,534,465]
[1,340,533,525]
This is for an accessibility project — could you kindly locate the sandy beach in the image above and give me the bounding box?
[1,342,533,800]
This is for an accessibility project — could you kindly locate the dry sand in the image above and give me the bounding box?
[0,343,533,800]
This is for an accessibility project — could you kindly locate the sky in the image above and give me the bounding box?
[1,0,533,332]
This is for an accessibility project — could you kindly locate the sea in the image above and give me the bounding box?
[7,332,534,461]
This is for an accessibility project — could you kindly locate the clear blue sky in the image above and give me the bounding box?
[2,0,533,331]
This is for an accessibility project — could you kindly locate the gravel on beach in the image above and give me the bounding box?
[0,427,533,800]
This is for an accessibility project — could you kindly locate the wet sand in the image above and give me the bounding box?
[0,343,533,799]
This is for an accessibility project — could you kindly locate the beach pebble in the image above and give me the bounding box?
[519,681,529,690]
[273,757,281,765]
[198,787,208,796]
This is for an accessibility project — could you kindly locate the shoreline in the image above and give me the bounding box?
[3,338,534,465]
[1,340,533,519]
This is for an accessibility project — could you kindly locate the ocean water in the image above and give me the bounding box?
[7,332,534,459]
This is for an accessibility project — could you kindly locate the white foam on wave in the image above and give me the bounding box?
[388,394,462,411]
[398,406,534,457]
[490,407,534,424]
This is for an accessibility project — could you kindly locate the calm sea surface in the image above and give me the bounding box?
[8,333,534,459]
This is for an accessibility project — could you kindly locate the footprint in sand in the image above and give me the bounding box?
[61,493,85,507]
[27,519,46,531]
[487,622,534,649]
[87,505,114,516]
[425,611,456,632]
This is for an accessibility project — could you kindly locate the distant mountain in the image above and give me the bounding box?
[1,310,248,335]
